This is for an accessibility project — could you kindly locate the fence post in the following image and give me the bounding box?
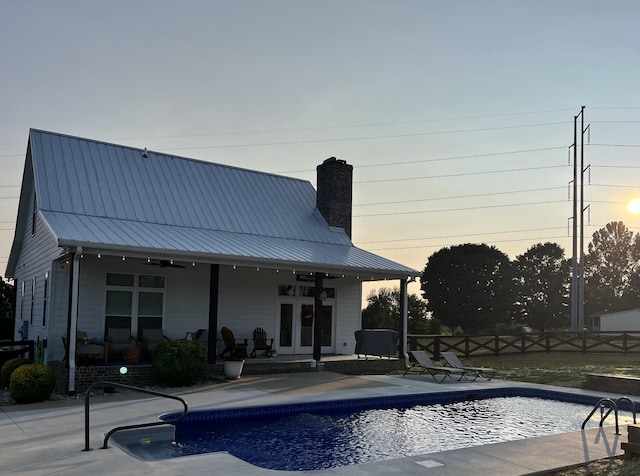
[433,336,440,360]
[582,330,587,354]
[494,335,499,356]
[545,331,551,353]
[623,333,628,355]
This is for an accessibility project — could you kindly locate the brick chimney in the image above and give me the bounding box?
[316,157,353,238]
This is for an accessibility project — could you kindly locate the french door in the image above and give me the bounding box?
[277,301,334,354]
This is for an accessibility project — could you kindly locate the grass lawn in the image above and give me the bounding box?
[454,352,640,388]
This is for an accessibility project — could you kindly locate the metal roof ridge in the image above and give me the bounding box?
[28,128,312,185]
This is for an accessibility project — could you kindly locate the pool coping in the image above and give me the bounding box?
[0,373,633,475]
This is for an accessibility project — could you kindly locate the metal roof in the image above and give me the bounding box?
[9,129,419,278]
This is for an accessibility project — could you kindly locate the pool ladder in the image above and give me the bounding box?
[83,380,189,451]
[581,396,637,435]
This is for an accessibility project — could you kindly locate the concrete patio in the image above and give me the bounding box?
[0,370,631,475]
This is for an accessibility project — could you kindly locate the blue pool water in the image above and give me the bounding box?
[117,387,636,471]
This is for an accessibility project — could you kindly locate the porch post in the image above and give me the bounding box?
[207,264,219,365]
[313,273,323,362]
[400,278,409,368]
[68,246,82,394]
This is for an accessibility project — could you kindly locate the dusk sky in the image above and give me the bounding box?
[2,1,640,301]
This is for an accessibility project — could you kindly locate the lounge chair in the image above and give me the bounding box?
[219,327,248,358]
[403,350,466,382]
[251,327,273,357]
[441,351,496,381]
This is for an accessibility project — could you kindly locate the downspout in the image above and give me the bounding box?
[400,278,409,368]
[68,246,82,394]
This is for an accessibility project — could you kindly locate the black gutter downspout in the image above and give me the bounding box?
[207,264,219,365]
[313,273,323,362]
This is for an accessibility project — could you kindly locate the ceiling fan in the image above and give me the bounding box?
[146,259,185,268]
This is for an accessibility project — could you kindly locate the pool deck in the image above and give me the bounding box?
[0,370,633,476]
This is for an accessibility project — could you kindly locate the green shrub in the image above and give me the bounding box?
[1,357,30,389]
[9,364,56,404]
[151,340,208,387]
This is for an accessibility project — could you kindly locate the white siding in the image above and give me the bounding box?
[12,180,65,360]
[599,309,640,332]
[218,266,278,342]
[49,262,70,361]
[217,266,363,355]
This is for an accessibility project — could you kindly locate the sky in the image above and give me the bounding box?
[1,1,640,302]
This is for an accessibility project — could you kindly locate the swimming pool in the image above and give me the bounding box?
[114,387,636,471]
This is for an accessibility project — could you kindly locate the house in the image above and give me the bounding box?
[5,129,419,392]
[590,308,640,333]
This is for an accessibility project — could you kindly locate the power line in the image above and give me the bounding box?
[0,107,577,147]
[589,143,640,148]
[354,200,567,218]
[354,186,565,207]
[366,235,573,251]
[357,226,567,244]
[355,165,567,184]
[278,146,566,174]
[151,122,570,153]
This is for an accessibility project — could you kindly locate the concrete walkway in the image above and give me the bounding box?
[0,372,630,475]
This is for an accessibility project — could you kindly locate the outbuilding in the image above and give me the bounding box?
[5,129,419,392]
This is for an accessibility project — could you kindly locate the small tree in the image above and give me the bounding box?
[512,242,570,331]
[151,340,208,386]
[421,243,514,333]
[361,287,436,334]
[0,278,15,340]
[584,221,640,315]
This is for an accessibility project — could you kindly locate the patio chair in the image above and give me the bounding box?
[105,327,137,360]
[193,329,209,348]
[403,350,466,382]
[140,328,169,356]
[63,331,109,364]
[441,351,496,381]
[219,327,248,358]
[251,327,274,357]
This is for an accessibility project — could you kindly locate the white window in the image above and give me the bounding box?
[105,273,165,338]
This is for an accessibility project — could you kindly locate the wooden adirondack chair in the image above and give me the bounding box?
[219,327,248,358]
[251,327,274,358]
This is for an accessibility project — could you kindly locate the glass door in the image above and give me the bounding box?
[295,302,334,354]
[276,284,336,355]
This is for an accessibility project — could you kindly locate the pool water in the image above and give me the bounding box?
[116,390,636,471]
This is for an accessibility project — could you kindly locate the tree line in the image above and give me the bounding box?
[362,220,640,335]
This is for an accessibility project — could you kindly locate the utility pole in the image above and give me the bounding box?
[570,114,578,332]
[578,107,590,331]
[570,106,589,332]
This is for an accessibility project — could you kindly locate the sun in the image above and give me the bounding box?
[628,198,640,214]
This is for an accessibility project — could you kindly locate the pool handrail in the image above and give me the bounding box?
[580,396,639,435]
[614,396,637,425]
[83,380,188,451]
